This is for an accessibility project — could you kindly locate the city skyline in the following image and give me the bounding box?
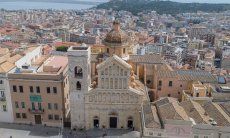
[0,0,229,138]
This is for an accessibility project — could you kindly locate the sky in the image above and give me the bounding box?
[171,0,230,3]
[92,0,230,4]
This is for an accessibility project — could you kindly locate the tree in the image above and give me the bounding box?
[56,46,68,52]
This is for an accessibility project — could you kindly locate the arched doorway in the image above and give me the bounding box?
[109,112,118,128]
[127,116,133,129]
[93,116,99,128]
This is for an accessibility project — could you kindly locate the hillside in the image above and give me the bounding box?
[96,0,230,15]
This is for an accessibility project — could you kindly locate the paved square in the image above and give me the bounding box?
[0,123,140,138]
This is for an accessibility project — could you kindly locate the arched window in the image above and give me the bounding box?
[74,66,83,78]
[76,81,81,90]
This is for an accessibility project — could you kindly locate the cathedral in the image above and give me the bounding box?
[67,21,148,130]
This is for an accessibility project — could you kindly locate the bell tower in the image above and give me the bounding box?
[67,44,91,129]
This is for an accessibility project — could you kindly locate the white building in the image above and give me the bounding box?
[0,67,14,123]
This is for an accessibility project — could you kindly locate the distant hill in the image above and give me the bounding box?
[0,0,103,5]
[96,0,230,15]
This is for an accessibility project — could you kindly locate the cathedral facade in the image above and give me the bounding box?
[68,21,147,130]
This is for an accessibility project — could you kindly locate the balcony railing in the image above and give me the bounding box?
[0,97,6,101]
[28,108,45,114]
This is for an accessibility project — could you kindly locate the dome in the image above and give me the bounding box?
[104,21,129,45]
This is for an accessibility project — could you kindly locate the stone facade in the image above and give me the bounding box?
[67,46,91,129]
[68,46,145,130]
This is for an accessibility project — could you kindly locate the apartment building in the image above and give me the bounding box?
[156,70,217,100]
[8,56,68,127]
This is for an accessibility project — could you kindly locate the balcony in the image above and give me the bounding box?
[28,108,45,114]
[0,97,6,101]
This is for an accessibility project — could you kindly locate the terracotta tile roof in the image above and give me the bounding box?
[180,100,210,124]
[24,47,37,54]
[219,102,230,117]
[0,61,15,73]
[129,54,163,64]
[156,63,173,71]
[0,48,10,55]
[155,97,178,107]
[7,54,22,64]
[142,103,161,128]
[157,70,178,78]
[156,97,190,122]
[202,101,230,126]
[158,101,190,121]
[157,70,217,83]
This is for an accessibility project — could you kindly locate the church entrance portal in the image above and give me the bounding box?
[127,120,133,129]
[109,117,117,128]
[94,119,99,128]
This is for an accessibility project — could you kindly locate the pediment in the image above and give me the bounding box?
[96,54,131,70]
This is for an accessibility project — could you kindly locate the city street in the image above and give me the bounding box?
[0,123,140,138]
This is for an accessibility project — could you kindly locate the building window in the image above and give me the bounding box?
[16,113,21,118]
[0,80,3,84]
[19,86,23,93]
[54,115,59,120]
[53,87,57,94]
[13,85,17,92]
[48,103,52,110]
[180,84,183,87]
[168,94,171,97]
[47,87,50,93]
[0,91,5,97]
[21,102,25,108]
[74,66,83,78]
[76,81,81,90]
[169,81,173,87]
[31,102,35,110]
[30,86,33,93]
[48,114,53,120]
[38,103,42,110]
[2,105,7,111]
[123,48,126,54]
[107,48,109,53]
[158,80,162,86]
[15,102,19,108]
[196,93,199,97]
[54,103,58,110]
[22,113,27,119]
[36,87,40,93]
